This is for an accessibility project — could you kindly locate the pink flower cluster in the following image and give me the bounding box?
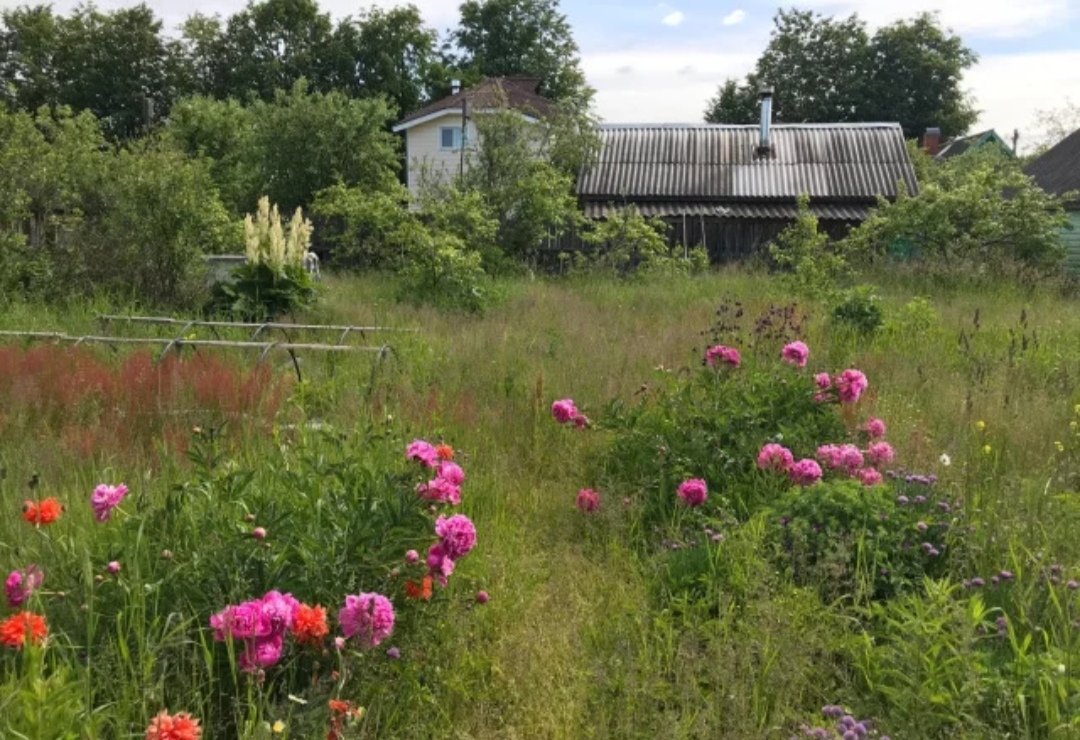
[677,478,708,507]
[705,344,741,368]
[576,488,600,513]
[91,483,129,523]
[338,593,395,649]
[210,590,300,672]
[755,443,822,486]
[812,369,869,405]
[410,440,465,505]
[427,514,478,587]
[814,436,894,487]
[781,341,809,368]
[5,565,43,607]
[551,399,589,428]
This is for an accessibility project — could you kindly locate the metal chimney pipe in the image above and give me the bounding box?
[758,87,774,154]
[451,79,461,95]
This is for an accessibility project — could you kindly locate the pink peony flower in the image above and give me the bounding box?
[406,440,439,468]
[251,526,267,540]
[864,417,887,439]
[238,633,284,672]
[210,601,271,641]
[816,444,842,470]
[426,543,456,587]
[434,514,477,560]
[781,341,809,368]
[404,549,419,564]
[840,444,864,472]
[835,369,869,404]
[814,373,832,390]
[91,483,129,523]
[5,565,43,608]
[572,412,590,429]
[788,459,823,486]
[866,441,896,467]
[576,488,600,512]
[757,443,794,472]
[259,591,299,634]
[437,462,465,486]
[475,590,490,604]
[338,592,395,648]
[676,478,708,507]
[106,561,121,575]
[705,345,741,368]
[417,477,462,505]
[857,468,883,486]
[551,399,578,424]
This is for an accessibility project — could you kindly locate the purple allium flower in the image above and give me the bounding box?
[822,705,844,719]
[896,495,909,505]
[386,646,401,660]
[914,495,927,505]
[999,570,1015,581]
[991,575,1001,586]
[971,577,986,587]
[916,521,929,532]
[937,501,951,512]
[1068,580,1079,590]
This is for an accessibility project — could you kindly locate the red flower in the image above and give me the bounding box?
[0,611,48,649]
[404,576,433,601]
[145,710,202,740]
[21,498,63,526]
[435,444,454,461]
[292,604,329,647]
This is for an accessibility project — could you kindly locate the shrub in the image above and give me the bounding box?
[398,231,494,313]
[209,197,316,320]
[831,285,884,334]
[582,207,701,277]
[311,183,421,271]
[768,194,851,299]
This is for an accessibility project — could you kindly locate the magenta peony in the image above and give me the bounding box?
[437,462,465,486]
[705,345,741,368]
[789,459,823,486]
[757,443,794,472]
[835,369,869,404]
[434,514,477,560]
[576,488,600,513]
[406,440,439,467]
[866,441,896,467]
[338,592,395,648]
[676,478,708,507]
[781,341,810,368]
[91,483,129,523]
[864,417,887,439]
[551,399,578,424]
[857,468,884,486]
[5,565,43,608]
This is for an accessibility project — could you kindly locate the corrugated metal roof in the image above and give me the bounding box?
[577,123,918,200]
[1025,128,1080,201]
[583,201,871,220]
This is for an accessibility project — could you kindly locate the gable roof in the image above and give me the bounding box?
[1025,128,1080,202]
[935,129,1013,159]
[577,123,918,204]
[393,77,557,132]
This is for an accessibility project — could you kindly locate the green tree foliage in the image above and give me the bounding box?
[582,206,701,276]
[166,80,400,214]
[843,150,1068,274]
[311,182,422,270]
[768,194,851,299]
[462,108,579,262]
[452,0,592,110]
[326,5,441,116]
[0,107,236,305]
[704,10,978,139]
[1,3,183,139]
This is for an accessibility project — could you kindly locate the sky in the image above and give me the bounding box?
[6,0,1080,151]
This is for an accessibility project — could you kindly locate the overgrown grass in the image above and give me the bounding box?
[1,269,1079,738]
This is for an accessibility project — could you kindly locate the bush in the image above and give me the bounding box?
[768,194,852,299]
[208,197,316,320]
[831,285,884,334]
[582,207,703,277]
[311,183,421,271]
[398,231,494,313]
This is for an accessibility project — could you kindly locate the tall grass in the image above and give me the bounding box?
[1,269,1078,737]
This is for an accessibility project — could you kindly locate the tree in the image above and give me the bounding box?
[211,0,334,100]
[864,13,978,140]
[452,0,592,110]
[325,5,441,116]
[703,10,978,140]
[1030,98,1080,154]
[0,5,61,112]
[843,150,1066,274]
[166,80,401,214]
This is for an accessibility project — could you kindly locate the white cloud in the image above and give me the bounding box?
[722,9,746,26]
[964,50,1080,153]
[794,0,1070,38]
[661,10,685,27]
[583,48,757,123]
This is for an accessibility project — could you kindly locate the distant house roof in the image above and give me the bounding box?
[392,77,557,132]
[935,129,1014,159]
[1025,128,1080,206]
[577,123,918,213]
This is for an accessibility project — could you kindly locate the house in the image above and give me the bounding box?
[392,77,556,200]
[1025,128,1080,274]
[575,92,919,261]
[924,128,1015,160]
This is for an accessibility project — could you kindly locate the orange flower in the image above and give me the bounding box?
[435,443,454,461]
[0,611,48,649]
[145,710,202,740]
[404,575,433,601]
[21,498,63,526]
[293,604,329,647]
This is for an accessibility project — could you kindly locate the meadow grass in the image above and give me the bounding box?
[1,269,1079,738]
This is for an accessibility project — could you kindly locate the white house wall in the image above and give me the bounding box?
[405,116,480,200]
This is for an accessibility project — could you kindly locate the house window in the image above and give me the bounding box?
[440,125,463,151]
